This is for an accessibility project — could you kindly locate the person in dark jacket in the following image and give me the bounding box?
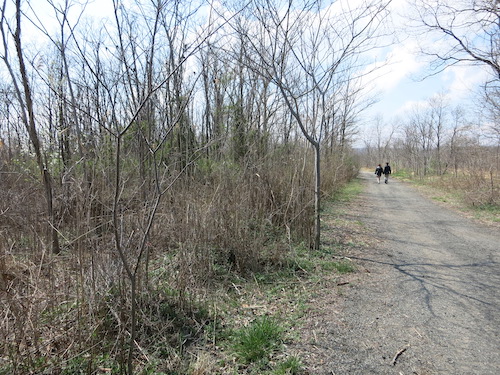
[383,162,392,184]
[375,164,383,184]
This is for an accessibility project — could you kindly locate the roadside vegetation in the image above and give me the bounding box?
[1,0,498,373]
[0,163,363,374]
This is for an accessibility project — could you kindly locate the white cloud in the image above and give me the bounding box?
[361,40,426,96]
[444,64,490,100]
[382,43,426,90]
[393,98,429,116]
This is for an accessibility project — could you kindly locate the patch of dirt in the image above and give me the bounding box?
[286,186,378,374]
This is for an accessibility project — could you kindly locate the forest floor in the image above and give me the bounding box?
[287,171,500,375]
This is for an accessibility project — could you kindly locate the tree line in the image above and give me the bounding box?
[362,0,499,206]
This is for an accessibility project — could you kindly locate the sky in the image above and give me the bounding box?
[363,37,489,121]
[357,0,492,132]
[362,44,489,127]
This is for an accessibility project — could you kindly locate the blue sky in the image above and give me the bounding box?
[345,0,500,150]
[364,55,489,121]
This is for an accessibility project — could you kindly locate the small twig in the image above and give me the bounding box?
[392,345,409,366]
[413,327,423,338]
[213,303,217,346]
[231,282,242,295]
[241,304,265,309]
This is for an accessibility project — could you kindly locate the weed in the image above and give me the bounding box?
[472,203,500,222]
[475,203,500,213]
[391,169,414,180]
[40,300,78,324]
[331,178,364,203]
[331,260,356,274]
[274,356,303,374]
[232,316,283,363]
[61,354,118,375]
[289,258,314,274]
[141,360,169,375]
[432,196,447,202]
[0,365,13,375]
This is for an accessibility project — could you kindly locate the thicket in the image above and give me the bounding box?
[0,1,387,372]
[0,144,357,374]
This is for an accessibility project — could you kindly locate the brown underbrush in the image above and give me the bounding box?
[0,148,358,374]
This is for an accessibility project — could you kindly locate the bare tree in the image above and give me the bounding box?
[412,0,500,78]
[428,92,448,174]
[0,85,17,160]
[411,0,499,146]
[412,103,435,175]
[447,105,470,176]
[481,80,500,157]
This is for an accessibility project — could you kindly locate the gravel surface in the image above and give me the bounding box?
[298,171,500,375]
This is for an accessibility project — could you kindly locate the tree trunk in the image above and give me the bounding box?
[314,142,321,250]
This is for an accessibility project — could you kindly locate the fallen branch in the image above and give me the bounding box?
[392,345,409,366]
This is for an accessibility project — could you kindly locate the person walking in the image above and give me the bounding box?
[383,162,392,184]
[375,164,383,184]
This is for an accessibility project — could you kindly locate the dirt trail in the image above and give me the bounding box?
[305,171,500,374]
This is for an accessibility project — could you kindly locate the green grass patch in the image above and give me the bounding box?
[330,177,364,203]
[391,168,414,180]
[274,356,303,374]
[329,260,356,274]
[432,196,447,202]
[61,354,118,375]
[232,316,283,364]
[474,203,500,213]
[0,366,13,375]
[471,203,500,222]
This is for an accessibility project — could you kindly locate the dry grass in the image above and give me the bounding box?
[0,147,358,374]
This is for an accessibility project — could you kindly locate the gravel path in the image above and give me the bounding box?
[308,171,500,375]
